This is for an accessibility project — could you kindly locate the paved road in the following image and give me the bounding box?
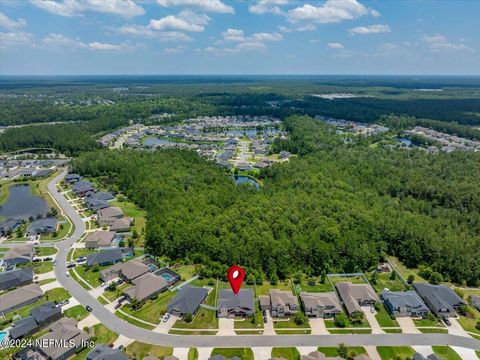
[50,170,480,349]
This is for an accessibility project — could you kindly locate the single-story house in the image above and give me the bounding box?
[9,302,62,339]
[72,181,96,197]
[471,295,480,312]
[413,283,466,318]
[86,248,123,267]
[381,290,430,318]
[97,207,124,226]
[84,230,116,249]
[300,292,342,318]
[279,151,291,159]
[87,191,115,201]
[86,345,129,360]
[155,267,181,286]
[269,289,299,318]
[237,162,253,172]
[65,174,82,183]
[301,350,342,360]
[3,244,34,267]
[335,282,380,315]
[167,285,209,316]
[124,273,169,302]
[0,218,22,236]
[100,259,150,283]
[0,267,33,291]
[84,197,110,211]
[110,217,132,232]
[26,217,58,236]
[0,284,43,315]
[217,288,255,318]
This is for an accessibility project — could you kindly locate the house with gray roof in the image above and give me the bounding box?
[413,283,466,317]
[97,207,124,226]
[100,259,149,283]
[85,197,110,211]
[269,289,299,318]
[27,217,58,236]
[217,288,255,318]
[167,285,209,317]
[86,248,123,267]
[72,180,96,197]
[301,351,342,360]
[124,273,169,302]
[87,191,114,201]
[9,302,62,339]
[65,174,82,183]
[86,345,129,360]
[381,290,430,318]
[109,217,132,232]
[0,267,33,290]
[335,282,379,315]
[84,231,116,249]
[3,244,34,266]
[0,218,22,236]
[300,292,342,318]
[0,284,43,315]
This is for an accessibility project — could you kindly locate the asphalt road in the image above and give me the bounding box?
[49,170,480,349]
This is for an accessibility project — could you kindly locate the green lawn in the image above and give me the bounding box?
[92,323,119,345]
[413,317,444,327]
[174,307,218,329]
[325,316,369,329]
[328,329,372,334]
[377,346,415,360]
[317,347,366,357]
[271,347,301,360]
[170,264,198,281]
[40,216,72,241]
[114,310,155,330]
[328,275,367,286]
[45,288,71,303]
[370,271,409,293]
[296,278,333,293]
[273,318,311,329]
[64,305,90,321]
[36,247,58,256]
[255,279,293,296]
[457,306,480,335]
[188,348,198,360]
[211,348,254,360]
[122,290,176,324]
[75,264,109,287]
[432,346,462,360]
[103,283,129,302]
[125,342,172,359]
[30,261,54,274]
[419,328,448,333]
[110,199,146,246]
[39,278,56,285]
[234,301,264,329]
[375,304,399,327]
[388,256,423,283]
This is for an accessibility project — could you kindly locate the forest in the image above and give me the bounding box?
[72,116,480,286]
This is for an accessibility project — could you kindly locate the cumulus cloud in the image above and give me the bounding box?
[423,34,474,52]
[209,28,282,54]
[249,0,289,15]
[327,42,344,49]
[149,11,209,32]
[157,0,234,14]
[0,31,33,46]
[42,33,132,51]
[163,45,186,53]
[0,11,26,29]
[30,0,145,18]
[287,0,376,25]
[349,24,391,35]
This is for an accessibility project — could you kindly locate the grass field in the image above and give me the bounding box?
[388,256,423,283]
[75,264,108,287]
[377,346,415,360]
[125,341,173,359]
[271,347,301,360]
[413,317,444,327]
[211,348,254,360]
[64,305,89,321]
[375,304,399,327]
[432,346,462,360]
[419,328,448,333]
[328,275,367,286]
[328,329,372,334]
[35,247,58,256]
[122,290,176,324]
[174,307,218,329]
[114,310,155,330]
[170,264,198,281]
[103,283,128,302]
[30,261,54,274]
[317,347,366,357]
[370,271,409,293]
[234,301,264,329]
[254,279,293,296]
[92,323,119,344]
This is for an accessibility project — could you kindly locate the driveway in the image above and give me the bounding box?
[396,317,434,358]
[309,318,328,335]
[218,318,235,335]
[78,313,100,328]
[448,318,478,360]
[172,347,189,360]
[40,280,61,292]
[251,347,272,360]
[197,348,213,360]
[361,307,384,334]
[263,311,275,335]
[154,314,179,334]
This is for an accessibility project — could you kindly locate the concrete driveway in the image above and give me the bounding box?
[40,280,61,292]
[396,317,434,358]
[197,347,213,360]
[263,311,275,335]
[309,317,328,335]
[172,347,189,360]
[361,306,384,334]
[251,347,272,360]
[448,318,478,360]
[154,314,179,334]
[218,318,235,335]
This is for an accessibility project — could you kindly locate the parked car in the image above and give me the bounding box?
[114,303,122,310]
[162,313,170,322]
[65,272,70,277]
[53,260,57,266]
[118,345,124,350]
[43,257,53,261]
[262,310,266,316]
[263,316,267,323]
[61,299,70,306]
[32,258,41,262]
[370,307,375,313]
[118,296,126,303]
[443,317,451,326]
[86,305,93,312]
[67,262,76,268]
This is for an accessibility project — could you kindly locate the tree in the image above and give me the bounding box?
[407,274,415,284]
[183,312,193,323]
[476,320,480,331]
[294,311,307,326]
[350,311,365,325]
[429,272,443,285]
[337,343,348,359]
[369,271,378,285]
[246,273,256,285]
[130,298,142,311]
[334,313,348,328]
[389,271,396,280]
[255,272,264,285]
[132,228,139,239]
[270,272,278,286]
[118,240,125,248]
[128,238,134,249]
[457,304,468,316]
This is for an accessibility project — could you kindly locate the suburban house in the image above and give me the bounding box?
[381,290,430,318]
[84,197,110,211]
[269,289,299,318]
[27,217,58,236]
[86,248,123,267]
[302,351,371,360]
[300,292,342,318]
[413,283,466,317]
[279,150,291,159]
[0,267,33,290]
[97,206,124,226]
[84,230,116,249]
[0,218,22,236]
[72,181,96,197]
[0,284,43,315]
[217,288,255,318]
[471,295,480,311]
[259,295,270,311]
[9,302,63,339]
[335,282,380,315]
[86,345,129,360]
[167,285,209,317]
[124,273,169,302]
[14,317,90,360]
[65,173,82,183]
[110,217,132,232]
[87,191,114,201]
[413,353,442,360]
[3,244,34,267]
[100,259,149,282]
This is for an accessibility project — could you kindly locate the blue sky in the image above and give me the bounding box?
[0,0,479,75]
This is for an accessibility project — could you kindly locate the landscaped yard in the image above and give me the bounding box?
[388,256,423,283]
[103,283,129,302]
[375,304,399,327]
[273,318,311,329]
[188,348,198,360]
[125,342,172,359]
[40,216,72,241]
[64,305,90,321]
[255,279,294,296]
[325,316,369,329]
[317,347,366,357]
[458,312,480,335]
[110,199,146,246]
[170,264,198,281]
[413,317,444,327]
[30,261,54,274]
[36,247,58,256]
[122,290,176,324]
[328,275,367,286]
[44,287,71,303]
[376,346,415,360]
[75,264,109,287]
[370,271,409,293]
[174,307,218,330]
[296,278,333,293]
[114,310,155,330]
[211,348,254,360]
[432,346,462,360]
[271,347,300,360]
[92,323,119,344]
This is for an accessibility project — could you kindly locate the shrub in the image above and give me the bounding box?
[183,313,193,323]
[334,313,348,328]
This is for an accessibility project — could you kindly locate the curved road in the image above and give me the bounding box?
[49,170,480,350]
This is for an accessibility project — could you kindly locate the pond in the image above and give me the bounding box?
[0,184,49,220]
[231,175,260,189]
[142,136,178,147]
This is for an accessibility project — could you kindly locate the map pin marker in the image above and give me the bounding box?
[227,265,245,295]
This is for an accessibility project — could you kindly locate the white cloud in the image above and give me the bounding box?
[370,8,381,17]
[349,24,391,35]
[423,34,474,52]
[88,41,131,51]
[249,0,289,15]
[209,28,281,54]
[288,0,375,24]
[42,33,132,51]
[149,11,209,32]
[278,26,292,33]
[221,28,245,42]
[157,0,234,14]
[0,31,33,46]
[30,0,145,18]
[251,32,283,42]
[0,11,26,29]
[327,42,344,49]
[163,45,186,53]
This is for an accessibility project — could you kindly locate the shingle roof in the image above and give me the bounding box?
[31,301,61,323]
[86,249,123,267]
[86,345,129,360]
[124,273,168,301]
[97,207,123,219]
[300,292,342,312]
[85,231,116,247]
[217,288,254,312]
[0,267,33,288]
[0,284,43,313]
[270,290,299,308]
[3,244,34,263]
[413,283,465,313]
[8,316,38,339]
[335,282,379,315]
[381,290,429,313]
[167,285,209,315]
[27,217,58,236]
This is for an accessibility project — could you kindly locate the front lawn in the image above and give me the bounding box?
[317,347,366,357]
[36,247,58,256]
[273,318,311,329]
[121,290,176,324]
[188,348,198,360]
[432,346,462,360]
[45,288,70,303]
[271,347,300,360]
[413,317,444,327]
[174,307,218,329]
[125,342,172,359]
[375,304,399,327]
[234,301,264,329]
[377,346,415,360]
[64,305,90,321]
[211,348,254,360]
[75,264,109,288]
[30,261,53,274]
[114,310,155,330]
[92,323,119,345]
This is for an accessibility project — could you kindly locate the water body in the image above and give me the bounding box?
[0,184,49,220]
[142,136,178,147]
[231,175,260,189]
[398,138,412,146]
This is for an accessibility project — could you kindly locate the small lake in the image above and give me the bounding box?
[143,136,178,147]
[231,175,260,189]
[0,184,49,220]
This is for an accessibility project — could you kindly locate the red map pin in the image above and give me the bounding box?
[227,265,245,295]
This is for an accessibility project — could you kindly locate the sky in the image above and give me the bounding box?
[0,0,479,75]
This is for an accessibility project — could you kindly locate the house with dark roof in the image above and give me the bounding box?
[167,285,209,316]
[0,284,43,315]
[26,217,58,236]
[65,174,82,183]
[0,218,22,236]
[109,217,132,232]
[9,302,62,339]
[300,292,342,318]
[0,267,33,290]
[86,345,129,360]
[413,283,466,317]
[217,288,255,318]
[335,282,379,315]
[87,191,114,201]
[97,207,124,226]
[381,290,430,318]
[100,259,149,282]
[3,244,34,267]
[85,197,110,211]
[84,231,116,249]
[72,181,96,197]
[123,273,169,302]
[268,290,300,318]
[86,248,123,267]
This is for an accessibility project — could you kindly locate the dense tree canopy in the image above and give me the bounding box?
[73,116,480,286]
